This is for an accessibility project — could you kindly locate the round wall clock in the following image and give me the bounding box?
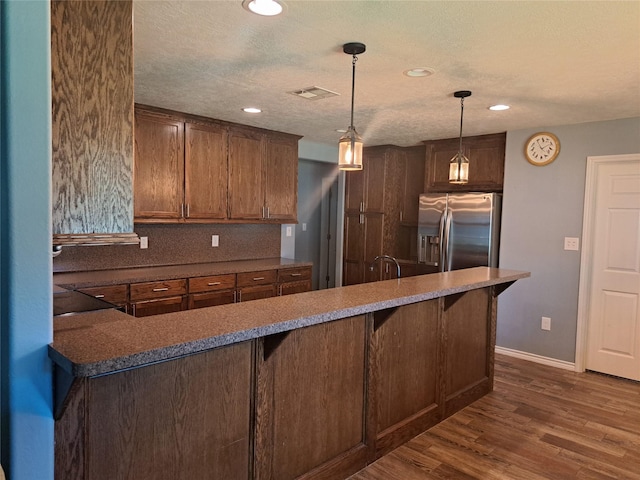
[524,132,560,166]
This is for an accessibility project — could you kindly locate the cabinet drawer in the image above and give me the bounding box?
[278,267,311,283]
[237,270,277,287]
[279,280,311,296]
[130,279,187,301]
[78,284,128,305]
[189,274,236,294]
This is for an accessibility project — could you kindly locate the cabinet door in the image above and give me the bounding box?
[343,213,365,285]
[343,212,384,285]
[264,135,298,221]
[131,296,187,317]
[134,111,185,220]
[364,150,387,213]
[237,284,277,302]
[401,147,426,226]
[466,133,506,190]
[184,122,228,220]
[189,290,236,309]
[279,280,311,296]
[424,133,505,193]
[345,170,365,213]
[228,128,264,220]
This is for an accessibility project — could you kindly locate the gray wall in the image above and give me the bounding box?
[295,159,340,290]
[497,117,640,362]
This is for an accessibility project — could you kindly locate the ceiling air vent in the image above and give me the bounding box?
[289,86,339,100]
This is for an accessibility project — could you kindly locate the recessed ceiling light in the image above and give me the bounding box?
[242,107,262,113]
[489,104,510,111]
[242,0,284,16]
[403,67,435,78]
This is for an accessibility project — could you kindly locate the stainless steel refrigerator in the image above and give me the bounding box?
[417,193,501,272]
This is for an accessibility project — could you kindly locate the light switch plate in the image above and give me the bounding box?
[140,236,148,249]
[541,316,551,331]
[564,237,579,251]
[286,226,292,237]
[211,235,219,247]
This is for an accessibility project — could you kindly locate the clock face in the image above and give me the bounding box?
[525,132,560,166]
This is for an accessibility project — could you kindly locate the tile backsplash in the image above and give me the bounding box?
[53,223,281,273]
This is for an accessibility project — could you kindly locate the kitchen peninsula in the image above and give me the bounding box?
[52,267,529,480]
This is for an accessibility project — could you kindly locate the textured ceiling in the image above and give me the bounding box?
[134,1,640,147]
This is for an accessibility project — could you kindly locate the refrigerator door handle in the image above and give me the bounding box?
[438,211,447,272]
[443,209,452,271]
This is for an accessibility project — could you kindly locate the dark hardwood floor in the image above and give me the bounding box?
[350,354,640,480]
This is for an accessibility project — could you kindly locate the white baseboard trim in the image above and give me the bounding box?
[495,346,576,371]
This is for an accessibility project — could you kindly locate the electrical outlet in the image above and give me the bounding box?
[541,316,551,331]
[211,235,219,247]
[302,223,307,231]
[564,237,579,251]
[140,236,148,249]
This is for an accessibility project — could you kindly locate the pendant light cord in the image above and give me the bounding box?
[458,97,465,155]
[350,55,358,129]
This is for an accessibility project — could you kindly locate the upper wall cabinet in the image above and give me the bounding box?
[134,109,228,222]
[423,133,506,193]
[134,106,300,224]
[51,0,137,246]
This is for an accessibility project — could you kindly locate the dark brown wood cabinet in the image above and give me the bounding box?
[343,150,387,285]
[343,145,426,285]
[134,109,229,222]
[188,273,236,309]
[228,127,299,221]
[134,111,185,220]
[228,127,264,221]
[264,134,298,221]
[129,279,188,317]
[184,122,228,220]
[237,270,278,302]
[370,300,441,457]
[443,287,494,417]
[56,342,253,480]
[277,266,312,295]
[255,316,370,479]
[424,132,506,193]
[134,106,300,224]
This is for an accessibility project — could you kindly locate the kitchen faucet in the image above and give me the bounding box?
[369,255,401,279]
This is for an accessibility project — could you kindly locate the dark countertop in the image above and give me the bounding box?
[50,267,530,378]
[53,257,313,289]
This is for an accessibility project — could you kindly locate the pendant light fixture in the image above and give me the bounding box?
[449,90,472,184]
[338,42,366,171]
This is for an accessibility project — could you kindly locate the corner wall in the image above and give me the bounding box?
[497,117,640,362]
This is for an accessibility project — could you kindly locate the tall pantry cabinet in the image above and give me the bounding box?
[343,145,425,285]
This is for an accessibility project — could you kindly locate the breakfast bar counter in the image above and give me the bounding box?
[52,267,529,480]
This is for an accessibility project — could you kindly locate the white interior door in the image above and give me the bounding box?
[584,155,640,381]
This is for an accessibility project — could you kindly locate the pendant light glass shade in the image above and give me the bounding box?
[338,126,363,171]
[449,90,472,184]
[338,42,366,171]
[449,152,469,184]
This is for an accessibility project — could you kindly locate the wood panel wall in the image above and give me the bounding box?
[51,0,134,235]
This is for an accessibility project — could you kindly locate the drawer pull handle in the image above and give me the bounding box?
[207,282,222,286]
[290,273,302,277]
[253,277,265,281]
[94,294,105,298]
[152,287,169,292]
